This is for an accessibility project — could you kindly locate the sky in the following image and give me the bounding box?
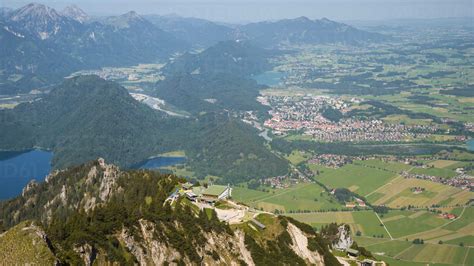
[2,0,473,23]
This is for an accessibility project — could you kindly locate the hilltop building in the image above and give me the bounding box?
[200,184,232,203]
[182,184,232,204]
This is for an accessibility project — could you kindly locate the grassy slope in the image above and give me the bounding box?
[0,221,56,265]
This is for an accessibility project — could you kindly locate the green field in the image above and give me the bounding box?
[357,237,473,265]
[383,211,448,239]
[396,244,469,265]
[354,159,412,173]
[316,164,397,196]
[445,235,474,247]
[352,211,388,238]
[232,183,342,212]
[442,207,474,231]
[361,239,412,257]
[285,150,311,165]
[365,176,472,208]
[409,167,457,179]
[307,163,336,175]
[288,210,388,238]
[231,187,269,203]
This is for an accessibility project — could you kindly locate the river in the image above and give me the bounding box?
[467,139,474,151]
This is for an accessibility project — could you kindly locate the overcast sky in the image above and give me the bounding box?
[2,0,473,23]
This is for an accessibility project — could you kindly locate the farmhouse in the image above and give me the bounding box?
[440,213,457,220]
[345,202,356,208]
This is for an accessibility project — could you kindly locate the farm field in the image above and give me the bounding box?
[366,176,473,208]
[231,187,269,203]
[354,159,412,173]
[232,183,342,212]
[365,241,473,266]
[395,243,470,265]
[409,167,457,179]
[315,164,397,196]
[376,208,474,246]
[284,150,311,165]
[288,210,388,238]
[311,207,474,265]
[382,211,448,239]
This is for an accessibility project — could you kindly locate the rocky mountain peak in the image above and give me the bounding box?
[61,4,89,23]
[294,16,312,23]
[10,3,61,22]
[105,10,147,29]
[9,3,78,40]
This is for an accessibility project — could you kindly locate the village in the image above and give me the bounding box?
[402,171,474,191]
[259,94,447,143]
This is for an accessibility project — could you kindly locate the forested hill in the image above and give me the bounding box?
[0,75,166,169]
[0,160,339,265]
[155,40,274,116]
[155,73,268,115]
[162,40,276,77]
[177,113,289,182]
[0,76,287,181]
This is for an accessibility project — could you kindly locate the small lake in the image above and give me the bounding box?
[0,150,52,200]
[467,139,474,151]
[135,156,186,169]
[253,71,285,87]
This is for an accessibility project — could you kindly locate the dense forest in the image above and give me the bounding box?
[0,75,288,182]
[154,73,269,115]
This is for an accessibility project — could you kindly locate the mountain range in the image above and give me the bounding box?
[0,3,388,95]
[145,14,234,48]
[0,3,187,95]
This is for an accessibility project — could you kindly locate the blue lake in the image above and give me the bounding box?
[136,156,186,169]
[467,139,474,151]
[0,150,52,200]
[253,71,285,87]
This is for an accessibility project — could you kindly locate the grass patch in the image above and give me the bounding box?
[316,164,397,196]
[384,212,447,239]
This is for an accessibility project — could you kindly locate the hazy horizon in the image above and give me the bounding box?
[2,0,473,23]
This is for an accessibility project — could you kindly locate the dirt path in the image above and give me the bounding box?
[375,212,394,240]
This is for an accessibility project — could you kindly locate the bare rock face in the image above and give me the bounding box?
[98,159,119,202]
[333,225,353,250]
[119,220,183,265]
[116,219,259,266]
[73,243,96,266]
[234,230,255,266]
[22,179,38,197]
[287,223,324,265]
